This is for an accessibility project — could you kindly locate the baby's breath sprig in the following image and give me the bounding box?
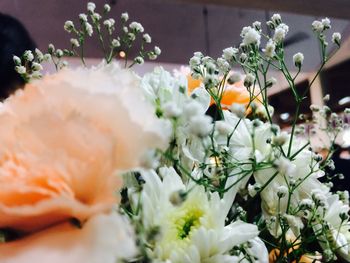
[63,2,159,67]
[117,14,160,68]
[13,48,51,83]
[47,44,71,71]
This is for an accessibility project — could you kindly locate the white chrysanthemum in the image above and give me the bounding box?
[139,167,268,263]
[140,67,211,170]
[215,111,329,237]
[214,110,273,198]
[255,141,329,236]
[141,67,187,105]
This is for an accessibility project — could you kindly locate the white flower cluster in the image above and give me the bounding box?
[14,49,51,80]
[135,55,349,261]
[62,2,159,67]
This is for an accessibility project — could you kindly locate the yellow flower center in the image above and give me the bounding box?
[174,208,203,239]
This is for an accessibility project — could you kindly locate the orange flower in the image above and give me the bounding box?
[187,75,262,110]
[269,250,321,263]
[268,232,321,263]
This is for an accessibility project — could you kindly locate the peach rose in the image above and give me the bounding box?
[0,213,136,263]
[0,62,170,262]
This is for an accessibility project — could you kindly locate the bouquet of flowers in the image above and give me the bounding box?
[1,2,349,263]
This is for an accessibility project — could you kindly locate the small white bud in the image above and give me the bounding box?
[217,57,230,73]
[13,56,21,65]
[293,52,304,67]
[134,56,144,65]
[264,39,276,58]
[31,71,42,79]
[189,56,201,68]
[103,18,115,28]
[252,21,261,31]
[271,14,282,25]
[142,33,151,43]
[15,65,26,74]
[64,20,74,32]
[79,14,88,22]
[154,46,161,55]
[239,53,247,63]
[300,198,314,210]
[70,38,80,47]
[129,21,144,33]
[87,2,96,13]
[332,32,341,46]
[227,72,241,84]
[92,13,101,22]
[48,43,55,53]
[273,23,289,43]
[148,52,157,60]
[104,4,111,13]
[312,20,324,33]
[55,49,64,58]
[23,50,34,61]
[272,131,288,146]
[266,77,277,88]
[31,62,43,71]
[128,32,136,41]
[321,17,331,29]
[111,39,120,47]
[222,47,238,62]
[243,73,255,87]
[241,26,261,47]
[84,22,93,36]
[121,12,129,22]
[35,48,44,61]
[323,94,330,102]
[277,185,288,198]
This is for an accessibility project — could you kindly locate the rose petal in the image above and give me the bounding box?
[0,213,136,263]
